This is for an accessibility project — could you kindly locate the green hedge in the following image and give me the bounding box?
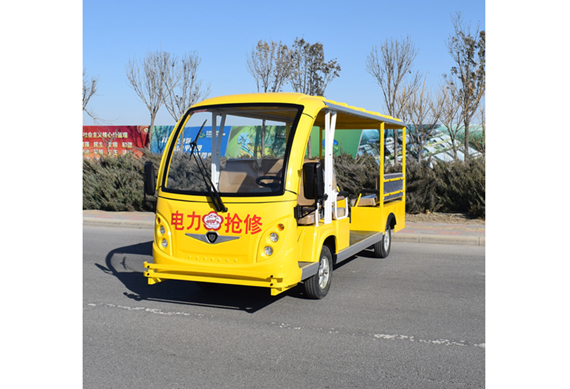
[83,151,484,218]
[83,150,161,212]
[403,158,485,218]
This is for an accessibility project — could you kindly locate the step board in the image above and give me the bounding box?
[297,230,384,280]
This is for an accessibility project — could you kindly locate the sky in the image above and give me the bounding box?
[83,0,485,126]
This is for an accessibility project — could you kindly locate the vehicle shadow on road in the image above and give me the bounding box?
[98,241,296,313]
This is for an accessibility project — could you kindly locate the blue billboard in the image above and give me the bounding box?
[150,125,230,157]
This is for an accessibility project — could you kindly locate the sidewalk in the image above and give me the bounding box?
[83,210,485,246]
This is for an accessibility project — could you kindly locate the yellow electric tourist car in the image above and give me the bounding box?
[143,93,406,299]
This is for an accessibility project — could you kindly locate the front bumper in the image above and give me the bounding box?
[144,243,302,296]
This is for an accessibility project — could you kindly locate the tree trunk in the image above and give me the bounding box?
[463,118,470,161]
[148,115,156,150]
[261,120,266,158]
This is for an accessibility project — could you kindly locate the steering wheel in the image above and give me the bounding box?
[255,175,283,188]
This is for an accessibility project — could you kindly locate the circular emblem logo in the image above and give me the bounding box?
[202,211,222,231]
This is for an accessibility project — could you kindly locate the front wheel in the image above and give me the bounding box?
[374,226,391,258]
[304,245,333,299]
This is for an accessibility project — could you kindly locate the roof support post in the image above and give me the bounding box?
[324,110,337,225]
[379,122,385,204]
[211,113,226,189]
[402,126,406,207]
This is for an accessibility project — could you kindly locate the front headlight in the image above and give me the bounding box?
[257,220,288,262]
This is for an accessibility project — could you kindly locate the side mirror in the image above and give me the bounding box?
[303,162,324,200]
[144,161,156,196]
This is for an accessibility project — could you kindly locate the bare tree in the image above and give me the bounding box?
[439,75,464,160]
[164,51,211,121]
[83,68,99,121]
[289,38,341,97]
[126,50,175,147]
[247,40,292,93]
[399,78,444,162]
[246,40,293,156]
[96,128,119,156]
[288,38,341,158]
[366,36,422,165]
[446,12,485,161]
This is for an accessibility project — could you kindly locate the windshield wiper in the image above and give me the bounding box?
[188,120,228,213]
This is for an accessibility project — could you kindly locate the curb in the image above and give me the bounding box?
[393,233,485,247]
[83,214,485,247]
[83,217,154,229]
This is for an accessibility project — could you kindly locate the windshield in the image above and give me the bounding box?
[162,104,302,196]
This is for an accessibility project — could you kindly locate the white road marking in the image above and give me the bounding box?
[87,302,206,318]
[88,302,484,349]
[374,333,485,348]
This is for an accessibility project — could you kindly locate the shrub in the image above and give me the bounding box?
[83,150,161,211]
[403,158,444,214]
[82,151,484,218]
[432,157,485,218]
[334,153,379,199]
[336,155,484,218]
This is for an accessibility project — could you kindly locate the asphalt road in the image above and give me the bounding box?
[84,225,485,389]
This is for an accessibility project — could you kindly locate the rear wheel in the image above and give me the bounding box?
[304,245,333,299]
[374,225,392,258]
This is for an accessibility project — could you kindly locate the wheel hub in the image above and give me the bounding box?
[318,255,330,289]
[384,229,390,251]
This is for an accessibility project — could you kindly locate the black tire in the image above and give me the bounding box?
[304,245,333,299]
[373,225,392,258]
